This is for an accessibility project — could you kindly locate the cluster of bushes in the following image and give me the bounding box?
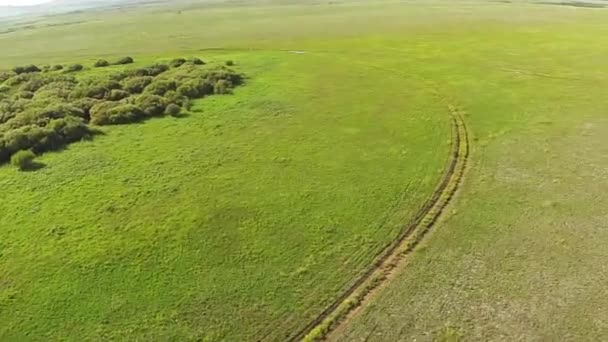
[0,56,243,169]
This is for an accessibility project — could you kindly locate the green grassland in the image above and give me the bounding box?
[1,0,608,340]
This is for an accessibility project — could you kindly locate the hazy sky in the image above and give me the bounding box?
[0,0,53,6]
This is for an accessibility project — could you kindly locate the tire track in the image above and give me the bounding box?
[288,101,470,342]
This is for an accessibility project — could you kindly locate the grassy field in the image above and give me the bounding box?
[1,0,608,340]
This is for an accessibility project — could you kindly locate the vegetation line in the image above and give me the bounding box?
[288,101,470,342]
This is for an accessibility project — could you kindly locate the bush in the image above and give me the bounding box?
[65,64,84,73]
[124,64,169,78]
[214,79,230,94]
[94,59,110,68]
[51,65,64,71]
[0,85,11,93]
[71,98,100,119]
[122,76,154,94]
[5,73,33,87]
[165,103,181,117]
[10,150,35,170]
[20,77,46,92]
[163,90,190,108]
[225,60,234,66]
[114,56,134,65]
[15,91,35,100]
[41,65,51,73]
[0,72,15,83]
[134,94,167,116]
[89,101,120,125]
[145,79,176,96]
[169,58,187,68]
[107,89,130,101]
[12,65,41,75]
[177,79,213,98]
[188,57,205,65]
[100,104,144,125]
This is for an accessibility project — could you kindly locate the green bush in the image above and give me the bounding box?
[0,72,15,83]
[51,65,64,71]
[122,76,154,94]
[188,57,205,65]
[10,150,35,170]
[124,64,169,78]
[225,60,234,66]
[71,98,100,119]
[65,64,84,73]
[20,77,46,92]
[0,85,12,93]
[94,59,110,68]
[114,56,134,65]
[12,65,41,75]
[163,90,191,108]
[134,94,167,116]
[89,101,120,125]
[41,65,51,73]
[14,91,35,100]
[107,89,130,101]
[5,73,33,87]
[169,58,187,68]
[145,79,176,96]
[165,103,181,117]
[214,79,230,94]
[102,104,144,125]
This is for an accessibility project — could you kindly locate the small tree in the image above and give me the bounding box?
[225,60,234,66]
[11,150,36,170]
[165,103,181,117]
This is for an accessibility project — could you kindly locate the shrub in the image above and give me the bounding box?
[41,65,51,72]
[169,58,187,68]
[214,79,230,94]
[5,73,33,87]
[65,64,84,73]
[47,116,93,142]
[14,91,35,100]
[124,64,169,78]
[71,84,108,100]
[145,80,176,96]
[165,103,181,117]
[107,89,130,101]
[188,57,205,65]
[134,94,167,116]
[51,65,64,71]
[94,59,110,68]
[4,103,85,129]
[114,56,134,65]
[101,104,144,125]
[163,90,190,108]
[10,150,35,170]
[0,72,15,83]
[177,79,213,98]
[122,76,154,94]
[35,81,76,100]
[89,101,120,125]
[20,77,46,92]
[0,85,11,93]
[12,65,41,75]
[225,60,234,66]
[71,98,100,119]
